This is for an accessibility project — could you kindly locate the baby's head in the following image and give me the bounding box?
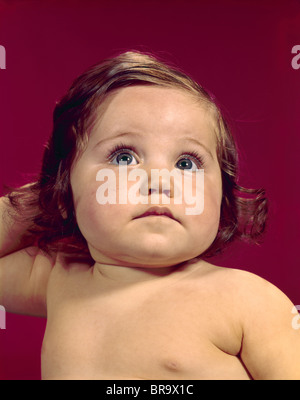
[20,51,267,263]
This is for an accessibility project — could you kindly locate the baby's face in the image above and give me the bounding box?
[70,86,222,267]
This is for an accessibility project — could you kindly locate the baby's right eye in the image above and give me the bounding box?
[111,151,138,166]
[107,144,139,166]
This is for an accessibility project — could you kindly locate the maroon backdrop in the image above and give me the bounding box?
[0,0,299,380]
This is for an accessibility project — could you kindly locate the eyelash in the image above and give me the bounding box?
[106,143,205,168]
[179,150,205,169]
[106,143,139,162]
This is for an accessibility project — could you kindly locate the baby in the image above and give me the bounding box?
[0,51,299,380]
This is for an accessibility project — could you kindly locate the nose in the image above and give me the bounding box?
[139,167,183,203]
[147,172,173,198]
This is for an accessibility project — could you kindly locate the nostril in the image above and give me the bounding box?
[148,187,171,197]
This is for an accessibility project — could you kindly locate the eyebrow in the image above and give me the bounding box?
[93,131,214,159]
[178,137,214,159]
[93,132,141,149]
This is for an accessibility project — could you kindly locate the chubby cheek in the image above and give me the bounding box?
[71,167,121,241]
[74,188,130,241]
[188,175,222,245]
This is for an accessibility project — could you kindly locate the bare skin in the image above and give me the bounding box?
[1,247,299,380]
[1,86,299,380]
[42,257,251,380]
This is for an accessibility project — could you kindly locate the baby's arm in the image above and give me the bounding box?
[238,272,300,379]
[0,193,54,317]
[0,191,35,257]
[0,247,53,317]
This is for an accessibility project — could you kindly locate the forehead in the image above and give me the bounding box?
[89,85,218,151]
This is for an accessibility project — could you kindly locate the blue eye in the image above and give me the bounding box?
[176,155,202,171]
[108,145,139,166]
[115,152,136,165]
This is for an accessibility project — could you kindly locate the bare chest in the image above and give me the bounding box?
[42,273,250,380]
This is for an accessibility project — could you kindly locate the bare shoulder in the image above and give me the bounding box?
[192,260,300,379]
[189,259,296,333]
[225,265,294,312]
[193,260,293,308]
[47,251,94,300]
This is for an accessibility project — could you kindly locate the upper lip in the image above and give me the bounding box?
[134,207,179,222]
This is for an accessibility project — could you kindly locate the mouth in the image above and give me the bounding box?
[134,207,179,223]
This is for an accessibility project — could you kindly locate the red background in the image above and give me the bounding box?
[0,0,299,380]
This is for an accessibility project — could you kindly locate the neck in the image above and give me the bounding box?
[92,258,200,285]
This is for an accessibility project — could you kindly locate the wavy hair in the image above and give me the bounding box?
[6,51,268,259]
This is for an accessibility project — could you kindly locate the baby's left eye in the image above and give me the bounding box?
[175,157,201,171]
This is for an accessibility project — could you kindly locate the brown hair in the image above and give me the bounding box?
[6,51,268,259]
